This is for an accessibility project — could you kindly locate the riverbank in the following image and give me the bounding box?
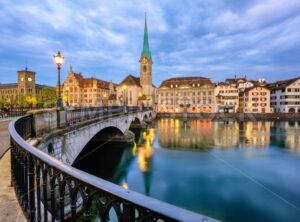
[157,112,300,121]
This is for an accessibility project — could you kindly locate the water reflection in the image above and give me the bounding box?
[136,128,155,195]
[157,118,300,151]
[157,118,214,149]
[75,118,300,222]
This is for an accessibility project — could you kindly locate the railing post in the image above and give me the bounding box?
[60,195,65,222]
[28,154,36,222]
[42,169,48,222]
[123,202,134,222]
[36,165,42,222]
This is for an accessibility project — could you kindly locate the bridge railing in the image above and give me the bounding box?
[65,106,152,126]
[9,114,216,222]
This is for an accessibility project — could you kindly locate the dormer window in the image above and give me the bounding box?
[175,84,178,87]
[197,83,200,87]
[192,83,195,87]
[171,84,173,88]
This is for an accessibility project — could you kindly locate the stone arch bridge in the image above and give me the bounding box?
[32,107,154,165]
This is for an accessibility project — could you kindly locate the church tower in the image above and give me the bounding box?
[140,13,153,96]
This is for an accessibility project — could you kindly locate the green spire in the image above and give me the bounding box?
[141,12,151,60]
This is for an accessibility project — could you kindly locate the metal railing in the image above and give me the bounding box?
[9,109,216,222]
[65,106,152,126]
[0,107,40,118]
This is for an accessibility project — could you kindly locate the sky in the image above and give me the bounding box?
[0,0,300,87]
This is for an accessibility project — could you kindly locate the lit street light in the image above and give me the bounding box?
[53,51,64,109]
[53,51,64,128]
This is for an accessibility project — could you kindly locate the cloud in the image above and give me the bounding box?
[0,0,299,86]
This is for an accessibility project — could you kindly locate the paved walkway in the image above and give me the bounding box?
[0,119,11,158]
[0,119,26,222]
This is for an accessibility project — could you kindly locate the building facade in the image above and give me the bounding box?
[215,82,239,113]
[116,14,156,107]
[157,77,215,113]
[269,77,300,113]
[0,68,49,107]
[239,86,272,113]
[62,67,116,107]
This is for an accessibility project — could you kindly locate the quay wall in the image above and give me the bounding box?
[156,112,300,121]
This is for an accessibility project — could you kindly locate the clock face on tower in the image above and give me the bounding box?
[142,57,147,64]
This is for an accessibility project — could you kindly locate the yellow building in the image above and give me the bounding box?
[0,68,51,107]
[239,86,272,113]
[62,67,116,107]
[215,82,239,113]
[157,77,215,113]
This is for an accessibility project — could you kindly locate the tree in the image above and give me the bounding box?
[39,87,57,108]
[4,98,12,108]
[0,98,4,108]
[25,95,37,108]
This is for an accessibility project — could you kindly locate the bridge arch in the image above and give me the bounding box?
[73,126,125,163]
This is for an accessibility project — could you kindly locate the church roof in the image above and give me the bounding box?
[140,13,151,60]
[119,74,141,87]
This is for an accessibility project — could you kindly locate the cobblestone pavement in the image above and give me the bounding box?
[0,119,26,221]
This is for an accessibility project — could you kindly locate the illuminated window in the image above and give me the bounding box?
[28,77,32,82]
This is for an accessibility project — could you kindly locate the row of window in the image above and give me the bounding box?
[160,99,212,105]
[160,91,213,97]
[218,90,238,93]
[279,102,300,105]
[0,88,39,94]
[271,95,300,100]
[217,96,239,100]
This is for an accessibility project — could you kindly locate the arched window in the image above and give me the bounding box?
[143,65,147,72]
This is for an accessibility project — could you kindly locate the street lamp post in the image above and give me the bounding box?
[53,51,64,128]
[53,51,64,109]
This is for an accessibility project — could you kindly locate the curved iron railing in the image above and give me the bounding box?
[9,113,217,222]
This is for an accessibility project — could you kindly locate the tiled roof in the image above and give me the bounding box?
[36,84,54,89]
[0,83,17,88]
[70,72,111,89]
[119,74,141,87]
[242,86,270,93]
[268,77,300,90]
[159,76,213,88]
[216,82,230,86]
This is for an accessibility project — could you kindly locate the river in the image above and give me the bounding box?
[74,118,300,222]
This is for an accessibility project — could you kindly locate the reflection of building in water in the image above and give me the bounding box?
[137,128,155,195]
[213,122,240,148]
[242,121,271,148]
[282,122,300,152]
[157,118,214,149]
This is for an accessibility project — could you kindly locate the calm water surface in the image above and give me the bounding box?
[74,119,300,222]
